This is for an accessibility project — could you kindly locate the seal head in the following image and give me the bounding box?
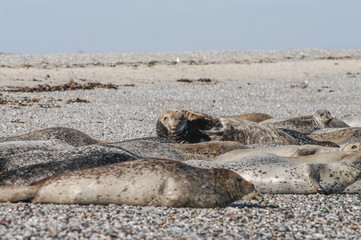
[313,110,334,127]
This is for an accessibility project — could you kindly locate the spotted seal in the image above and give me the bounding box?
[0,159,262,207]
[165,141,248,159]
[0,152,137,186]
[287,151,361,163]
[156,109,299,145]
[309,127,361,144]
[214,144,340,162]
[0,137,201,173]
[260,110,334,134]
[0,139,74,158]
[185,153,361,194]
[0,144,138,173]
[0,127,99,147]
[340,140,361,151]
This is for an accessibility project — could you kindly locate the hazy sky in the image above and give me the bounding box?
[1,0,361,54]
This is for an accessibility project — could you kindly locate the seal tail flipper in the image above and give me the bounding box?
[0,185,38,202]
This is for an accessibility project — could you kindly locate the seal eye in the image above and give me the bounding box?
[320,113,324,117]
[163,117,168,121]
[351,145,357,149]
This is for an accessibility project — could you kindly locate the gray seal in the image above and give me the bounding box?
[0,158,262,208]
[156,109,299,145]
[0,127,99,147]
[185,153,361,194]
[0,152,137,186]
[260,110,334,134]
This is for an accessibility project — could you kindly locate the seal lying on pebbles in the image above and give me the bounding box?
[185,153,361,194]
[309,127,361,144]
[0,139,74,158]
[0,127,99,147]
[165,141,248,159]
[223,113,273,123]
[156,109,299,145]
[0,152,137,186]
[287,151,361,163]
[0,159,262,208]
[260,110,334,134]
[278,128,339,147]
[102,140,195,161]
[214,144,340,162]
[0,144,137,173]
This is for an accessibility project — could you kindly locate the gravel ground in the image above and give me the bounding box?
[0,49,361,239]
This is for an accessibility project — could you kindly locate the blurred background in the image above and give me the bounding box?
[1,0,360,54]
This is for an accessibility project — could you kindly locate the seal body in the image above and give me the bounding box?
[156,109,298,145]
[260,110,334,134]
[0,152,137,186]
[166,141,248,159]
[309,127,361,144]
[214,144,340,162]
[0,139,74,158]
[185,153,361,194]
[223,112,273,123]
[0,159,262,208]
[0,127,99,147]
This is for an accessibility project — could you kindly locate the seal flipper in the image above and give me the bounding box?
[0,185,39,202]
[303,164,327,194]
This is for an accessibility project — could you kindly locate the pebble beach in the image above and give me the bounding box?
[0,49,361,239]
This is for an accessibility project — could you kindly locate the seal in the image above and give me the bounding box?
[185,153,361,194]
[278,128,339,147]
[260,110,335,134]
[156,109,299,145]
[287,151,361,163]
[0,139,74,158]
[0,127,99,147]
[0,143,138,173]
[223,112,273,123]
[309,127,361,144]
[0,152,137,186]
[340,140,361,151]
[101,139,196,161]
[214,144,340,162]
[165,141,248,159]
[0,158,262,208]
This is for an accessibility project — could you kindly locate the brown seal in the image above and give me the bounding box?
[223,113,273,123]
[0,158,262,208]
[165,141,248,159]
[309,127,361,144]
[156,109,299,145]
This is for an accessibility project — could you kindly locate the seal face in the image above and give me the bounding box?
[156,109,299,145]
[0,159,262,207]
[313,109,334,127]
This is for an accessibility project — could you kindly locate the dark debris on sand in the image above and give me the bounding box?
[4,80,118,93]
